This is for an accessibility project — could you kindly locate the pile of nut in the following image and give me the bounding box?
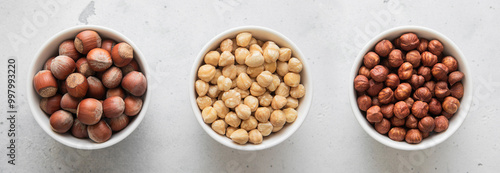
[195,32,305,145]
[33,30,147,143]
[354,33,464,144]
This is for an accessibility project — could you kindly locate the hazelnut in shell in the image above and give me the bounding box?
[109,114,130,131]
[66,73,89,98]
[71,119,88,138]
[111,42,134,67]
[59,40,80,61]
[121,71,147,96]
[87,48,113,72]
[77,98,103,125]
[102,66,123,88]
[103,96,125,118]
[49,110,74,133]
[87,120,112,143]
[74,30,102,54]
[124,96,143,116]
[86,76,106,99]
[60,93,81,113]
[76,58,95,77]
[40,94,62,115]
[50,55,76,80]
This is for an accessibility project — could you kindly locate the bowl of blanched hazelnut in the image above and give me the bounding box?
[350,26,472,150]
[191,26,312,150]
[28,25,150,150]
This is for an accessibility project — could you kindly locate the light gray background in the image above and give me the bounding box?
[0,0,499,172]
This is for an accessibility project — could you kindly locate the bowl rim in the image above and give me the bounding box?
[27,25,151,150]
[349,25,473,150]
[189,25,313,151]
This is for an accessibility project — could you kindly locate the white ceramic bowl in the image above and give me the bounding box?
[349,26,473,150]
[190,26,313,151]
[27,25,151,150]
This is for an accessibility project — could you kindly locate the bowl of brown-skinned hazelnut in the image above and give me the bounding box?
[350,26,472,150]
[28,25,150,150]
[190,26,312,151]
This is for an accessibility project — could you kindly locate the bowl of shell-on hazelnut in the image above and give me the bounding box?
[350,26,472,150]
[28,25,150,150]
[190,26,312,151]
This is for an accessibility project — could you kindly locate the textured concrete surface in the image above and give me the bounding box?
[0,0,499,172]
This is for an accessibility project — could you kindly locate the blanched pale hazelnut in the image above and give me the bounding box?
[222,64,237,80]
[276,61,289,77]
[258,122,273,136]
[418,116,435,133]
[211,120,227,135]
[226,126,237,138]
[250,82,266,96]
[201,106,217,124]
[270,110,286,127]
[418,66,432,81]
[366,106,383,123]
[370,65,389,82]
[196,96,212,110]
[388,49,404,68]
[213,100,229,118]
[354,75,370,92]
[225,112,241,127]
[405,129,422,144]
[435,81,450,99]
[236,73,252,90]
[406,50,421,68]
[263,41,279,63]
[367,79,384,97]
[258,92,273,107]
[290,84,305,99]
[412,101,429,118]
[286,97,299,109]
[448,71,464,86]
[405,114,418,129]
[429,98,442,115]
[207,85,220,98]
[217,76,232,92]
[275,83,290,97]
[378,87,394,105]
[413,87,432,102]
[428,40,444,56]
[388,127,406,141]
[247,65,264,78]
[235,104,252,120]
[245,51,264,67]
[244,96,259,112]
[230,129,248,145]
[398,62,413,80]
[235,48,249,65]
[394,101,410,119]
[443,96,460,114]
[220,39,233,52]
[442,56,458,72]
[204,51,220,66]
[219,51,235,67]
[288,58,303,73]
[283,108,298,123]
[374,118,391,134]
[248,129,263,144]
[210,69,222,85]
[198,64,216,82]
[363,52,380,69]
[279,48,292,62]
[421,51,438,67]
[380,103,394,118]
[395,83,412,101]
[284,72,301,87]
[267,75,281,92]
[434,116,449,132]
[256,71,274,87]
[400,33,419,51]
[264,61,277,73]
[432,63,449,81]
[255,107,271,123]
[271,95,287,110]
[249,44,263,54]
[375,40,394,57]
[450,82,464,99]
[385,73,400,89]
[241,116,258,131]
[236,32,252,47]
[417,38,429,52]
[221,90,241,108]
[195,80,209,96]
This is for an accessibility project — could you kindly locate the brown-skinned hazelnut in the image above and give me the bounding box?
[435,81,450,99]
[51,55,76,80]
[50,110,74,133]
[40,94,62,115]
[354,75,370,92]
[371,97,381,106]
[388,127,406,141]
[424,81,436,97]
[59,40,80,61]
[418,116,435,133]
[405,114,418,129]
[418,66,432,81]
[87,120,112,143]
[378,87,394,105]
[74,30,102,54]
[443,96,460,114]
[417,38,429,53]
[398,62,413,80]
[443,111,454,119]
[405,129,422,144]
[400,33,420,51]
[448,71,464,86]
[432,63,449,81]
[429,98,442,115]
[404,97,414,108]
[374,118,391,134]
[374,40,394,57]
[442,56,458,72]
[363,52,380,69]
[413,87,432,102]
[393,38,402,49]
[405,50,421,68]
[380,104,394,118]
[394,101,410,119]
[111,42,134,67]
[450,82,464,99]
[380,59,390,69]
[434,116,449,132]
[422,132,430,139]
[370,65,389,82]
[357,95,372,111]
[385,73,400,89]
[367,79,384,97]
[358,66,371,79]
[428,40,444,56]
[366,106,383,123]
[412,101,429,118]
[421,51,438,67]
[388,49,404,68]
[409,74,425,89]
[66,73,88,98]
[390,116,405,127]
[394,83,412,100]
